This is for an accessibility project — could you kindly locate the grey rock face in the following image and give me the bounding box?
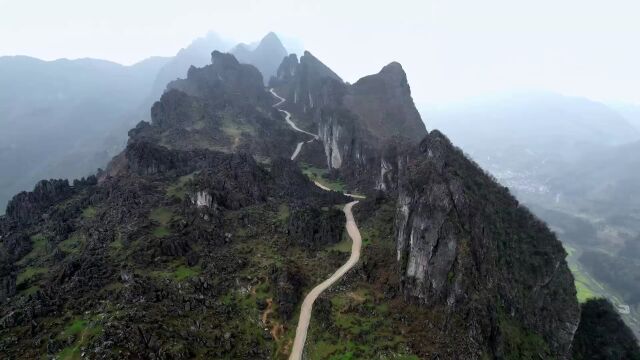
[390,131,580,358]
[345,62,426,143]
[270,52,426,191]
[5,179,73,225]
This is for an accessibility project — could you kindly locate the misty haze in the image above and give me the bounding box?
[1,1,639,359]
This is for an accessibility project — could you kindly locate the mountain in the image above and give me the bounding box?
[230,32,289,85]
[0,49,632,359]
[572,299,640,359]
[426,92,640,196]
[0,55,171,214]
[148,32,232,103]
[270,51,426,186]
[424,91,640,223]
[425,91,640,338]
[609,102,640,131]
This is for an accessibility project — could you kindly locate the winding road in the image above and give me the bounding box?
[289,200,362,360]
[270,88,364,360]
[270,88,319,161]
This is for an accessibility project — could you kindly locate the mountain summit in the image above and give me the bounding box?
[231,32,288,85]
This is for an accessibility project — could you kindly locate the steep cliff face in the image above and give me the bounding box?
[271,52,426,190]
[345,62,425,143]
[390,131,580,358]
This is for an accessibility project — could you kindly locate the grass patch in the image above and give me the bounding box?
[150,207,173,224]
[82,206,97,219]
[221,114,255,138]
[173,265,201,281]
[58,233,84,254]
[277,204,290,222]
[150,207,174,238]
[499,312,551,359]
[57,317,103,360]
[17,266,47,285]
[564,244,605,303]
[166,173,196,200]
[300,163,345,192]
[330,231,352,253]
[307,286,417,359]
[20,285,40,296]
[18,233,48,264]
[148,262,202,282]
[152,226,171,238]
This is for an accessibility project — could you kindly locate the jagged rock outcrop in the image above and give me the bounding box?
[5,179,73,225]
[344,62,425,143]
[286,205,345,249]
[270,51,343,121]
[389,130,580,358]
[270,51,426,190]
[272,262,306,320]
[167,50,268,105]
[231,32,288,85]
[0,247,16,301]
[188,156,269,210]
[123,52,302,159]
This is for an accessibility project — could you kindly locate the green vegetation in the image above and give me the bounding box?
[81,206,97,219]
[150,207,173,224]
[150,207,174,238]
[17,267,47,285]
[221,112,255,146]
[166,173,196,200]
[173,265,201,281]
[152,226,171,238]
[572,299,640,360]
[56,317,103,360]
[330,231,352,253]
[300,163,345,192]
[58,233,84,254]
[18,233,48,264]
[307,287,418,359]
[148,260,202,282]
[277,203,290,222]
[563,244,607,303]
[499,312,550,359]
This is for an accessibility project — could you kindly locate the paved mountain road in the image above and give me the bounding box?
[289,200,362,360]
[270,88,319,160]
[269,89,364,360]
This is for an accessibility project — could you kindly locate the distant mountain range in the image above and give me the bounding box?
[0,32,293,213]
[0,55,171,213]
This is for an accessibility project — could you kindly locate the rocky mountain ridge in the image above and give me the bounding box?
[0,43,632,359]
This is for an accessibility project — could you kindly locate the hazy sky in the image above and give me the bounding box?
[1,0,639,105]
